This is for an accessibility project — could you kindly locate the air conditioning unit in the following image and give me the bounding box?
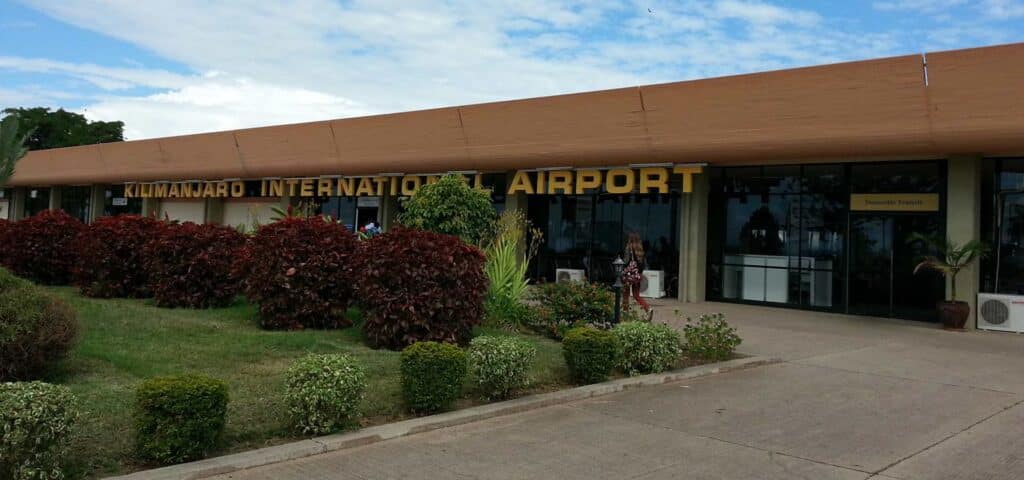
[640,270,666,298]
[555,268,586,283]
[977,293,1024,333]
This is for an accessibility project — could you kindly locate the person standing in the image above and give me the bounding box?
[622,232,651,313]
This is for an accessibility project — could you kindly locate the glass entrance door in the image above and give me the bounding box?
[847,213,943,320]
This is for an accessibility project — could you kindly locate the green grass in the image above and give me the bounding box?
[39,287,568,479]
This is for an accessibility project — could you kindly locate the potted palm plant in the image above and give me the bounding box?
[910,234,989,330]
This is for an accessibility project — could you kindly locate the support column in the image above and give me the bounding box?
[379,195,399,230]
[947,155,983,329]
[678,172,709,303]
[49,187,62,211]
[89,185,106,222]
[10,188,26,220]
[141,197,161,219]
[205,198,225,225]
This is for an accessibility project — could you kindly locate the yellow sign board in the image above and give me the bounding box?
[850,193,940,212]
[124,166,704,200]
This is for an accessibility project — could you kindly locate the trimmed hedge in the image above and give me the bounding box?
[612,322,683,375]
[145,222,246,308]
[530,282,614,339]
[0,272,79,381]
[357,227,488,350]
[74,215,161,298]
[0,382,78,480]
[562,327,619,385]
[235,217,360,330]
[134,374,229,464]
[1,210,85,285]
[468,335,536,399]
[400,341,467,413]
[285,354,367,435]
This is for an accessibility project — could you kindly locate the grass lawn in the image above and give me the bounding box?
[41,287,570,479]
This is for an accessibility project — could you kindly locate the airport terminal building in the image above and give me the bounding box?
[3,43,1023,327]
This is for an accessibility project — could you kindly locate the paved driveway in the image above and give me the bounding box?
[214,302,1024,480]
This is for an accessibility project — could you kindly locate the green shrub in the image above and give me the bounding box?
[682,313,741,361]
[0,282,79,381]
[562,327,619,384]
[400,342,467,413]
[0,267,30,294]
[397,173,496,245]
[483,294,537,331]
[613,322,683,375]
[530,282,614,339]
[134,374,229,464]
[468,335,536,399]
[0,382,78,480]
[285,354,367,435]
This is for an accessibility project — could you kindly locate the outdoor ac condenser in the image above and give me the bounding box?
[640,270,666,298]
[977,293,1024,333]
[555,268,586,283]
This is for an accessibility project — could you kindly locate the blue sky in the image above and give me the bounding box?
[2,0,1022,139]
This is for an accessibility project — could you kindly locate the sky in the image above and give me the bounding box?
[1,0,1022,140]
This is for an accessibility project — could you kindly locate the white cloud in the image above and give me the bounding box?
[984,0,1024,19]
[83,77,370,139]
[8,0,990,139]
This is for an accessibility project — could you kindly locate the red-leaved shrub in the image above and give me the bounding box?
[357,227,488,350]
[0,219,11,262]
[1,210,85,285]
[145,222,246,308]
[234,217,360,329]
[74,215,162,298]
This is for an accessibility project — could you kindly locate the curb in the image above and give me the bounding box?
[108,355,779,480]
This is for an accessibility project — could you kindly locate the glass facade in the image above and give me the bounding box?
[60,186,92,222]
[707,161,945,321]
[24,187,50,217]
[528,189,680,293]
[103,184,142,217]
[981,158,1024,294]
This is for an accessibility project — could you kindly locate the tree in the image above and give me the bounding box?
[2,107,123,151]
[0,114,30,186]
[397,174,496,245]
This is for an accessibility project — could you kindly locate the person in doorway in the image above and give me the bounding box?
[622,232,651,314]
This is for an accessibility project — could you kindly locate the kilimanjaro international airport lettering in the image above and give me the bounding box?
[124,166,703,199]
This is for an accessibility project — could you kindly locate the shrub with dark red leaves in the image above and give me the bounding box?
[357,227,488,350]
[1,210,85,285]
[145,222,247,308]
[74,215,162,298]
[234,217,360,329]
[0,219,11,262]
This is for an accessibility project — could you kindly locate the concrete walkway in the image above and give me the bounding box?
[212,302,1024,480]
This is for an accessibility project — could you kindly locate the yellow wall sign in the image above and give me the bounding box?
[124,166,704,200]
[850,193,940,212]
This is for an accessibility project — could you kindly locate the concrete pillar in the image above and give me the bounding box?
[678,172,709,302]
[379,195,399,230]
[205,198,224,225]
[49,187,61,211]
[946,155,983,329]
[9,188,25,220]
[142,197,161,219]
[89,185,106,222]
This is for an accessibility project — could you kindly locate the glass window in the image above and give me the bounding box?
[103,184,142,217]
[24,187,50,217]
[60,186,92,222]
[850,162,941,193]
[711,165,843,309]
[528,192,680,292]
